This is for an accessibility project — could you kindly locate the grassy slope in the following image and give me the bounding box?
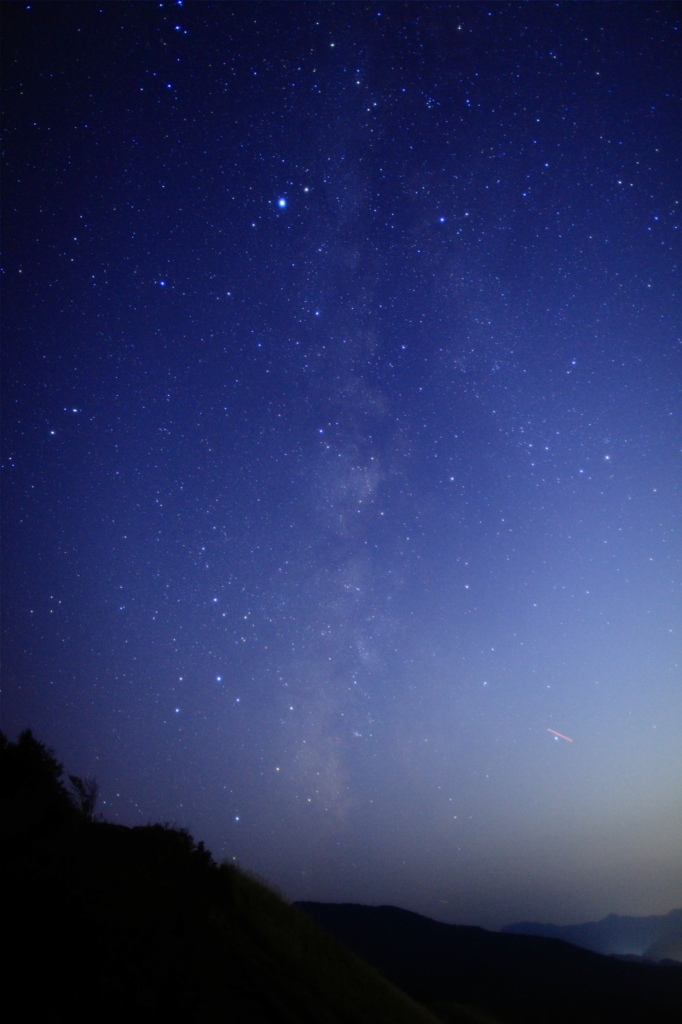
[1,730,488,1023]
[3,820,457,1023]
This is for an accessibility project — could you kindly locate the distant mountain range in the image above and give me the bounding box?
[297,902,682,1024]
[502,908,682,962]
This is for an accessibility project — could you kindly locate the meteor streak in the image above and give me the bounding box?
[548,728,573,742]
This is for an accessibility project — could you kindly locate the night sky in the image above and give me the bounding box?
[2,1,681,930]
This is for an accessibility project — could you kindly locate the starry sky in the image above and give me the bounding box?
[2,1,681,930]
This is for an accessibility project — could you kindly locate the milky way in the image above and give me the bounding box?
[2,1,680,928]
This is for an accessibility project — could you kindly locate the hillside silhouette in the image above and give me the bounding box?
[0,730,478,1023]
[3,729,680,1024]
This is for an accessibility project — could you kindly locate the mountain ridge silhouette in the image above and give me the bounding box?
[502,907,682,961]
[296,901,682,1023]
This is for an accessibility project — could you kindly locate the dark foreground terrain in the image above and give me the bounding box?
[3,729,680,1024]
[0,730,468,1024]
[297,901,682,1024]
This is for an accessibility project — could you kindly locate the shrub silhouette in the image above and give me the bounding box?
[68,773,99,819]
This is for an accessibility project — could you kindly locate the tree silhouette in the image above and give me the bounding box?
[1,728,64,795]
[0,728,77,835]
